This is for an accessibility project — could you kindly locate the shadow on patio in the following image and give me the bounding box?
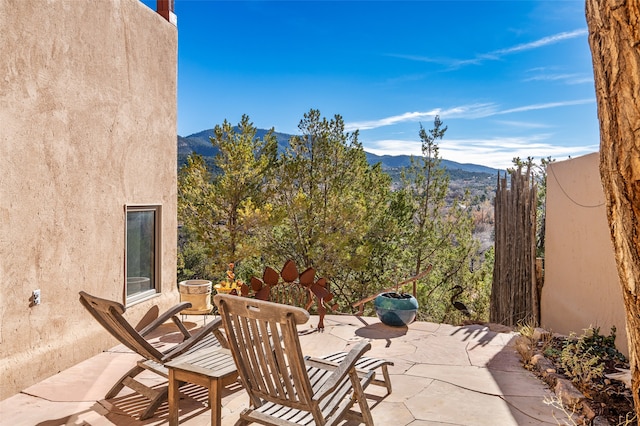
[0,315,562,425]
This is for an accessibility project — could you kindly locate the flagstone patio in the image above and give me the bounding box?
[0,314,564,425]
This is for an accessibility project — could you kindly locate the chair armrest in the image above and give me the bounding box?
[305,356,373,382]
[163,316,228,360]
[138,302,192,337]
[313,340,371,401]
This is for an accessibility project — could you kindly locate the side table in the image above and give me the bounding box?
[166,347,238,426]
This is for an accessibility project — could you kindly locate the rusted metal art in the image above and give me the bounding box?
[248,259,336,329]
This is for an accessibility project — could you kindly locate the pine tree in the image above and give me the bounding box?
[266,109,394,309]
[399,116,483,323]
[177,115,277,278]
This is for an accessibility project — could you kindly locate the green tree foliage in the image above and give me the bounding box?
[177,111,492,323]
[264,109,397,308]
[177,115,277,280]
[177,154,218,279]
[177,225,211,282]
[398,116,487,323]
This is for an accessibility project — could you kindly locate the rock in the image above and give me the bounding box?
[530,353,544,366]
[532,327,550,341]
[582,402,596,421]
[485,323,513,333]
[604,368,631,389]
[555,378,585,408]
[533,355,557,375]
[592,415,611,426]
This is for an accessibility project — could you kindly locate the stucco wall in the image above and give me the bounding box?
[0,0,178,399]
[542,152,627,356]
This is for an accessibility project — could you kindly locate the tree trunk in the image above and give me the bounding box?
[586,0,640,416]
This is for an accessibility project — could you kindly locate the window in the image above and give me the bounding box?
[126,205,161,304]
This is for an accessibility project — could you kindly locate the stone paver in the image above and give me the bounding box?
[407,380,521,425]
[0,314,564,425]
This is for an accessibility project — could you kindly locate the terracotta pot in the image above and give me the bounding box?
[374,292,418,326]
[178,280,213,314]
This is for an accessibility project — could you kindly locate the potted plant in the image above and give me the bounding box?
[214,263,243,295]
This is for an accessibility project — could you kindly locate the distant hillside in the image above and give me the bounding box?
[178,128,291,157]
[364,152,498,174]
[178,128,499,175]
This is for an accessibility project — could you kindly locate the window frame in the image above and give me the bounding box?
[125,204,162,306]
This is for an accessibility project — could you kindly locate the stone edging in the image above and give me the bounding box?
[528,350,611,425]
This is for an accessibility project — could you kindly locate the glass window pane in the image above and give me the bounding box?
[126,210,156,297]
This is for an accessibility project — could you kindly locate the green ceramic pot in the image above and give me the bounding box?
[374,292,418,326]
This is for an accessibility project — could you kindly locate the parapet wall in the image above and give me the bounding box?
[542,153,627,356]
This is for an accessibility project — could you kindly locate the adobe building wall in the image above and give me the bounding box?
[542,152,628,356]
[0,0,178,399]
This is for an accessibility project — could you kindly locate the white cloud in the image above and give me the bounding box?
[496,98,594,115]
[364,135,598,170]
[524,73,580,81]
[345,99,594,132]
[493,120,553,129]
[391,29,588,70]
[345,109,441,132]
[365,139,423,157]
[489,29,588,56]
[345,104,496,132]
[567,77,594,85]
[523,72,594,85]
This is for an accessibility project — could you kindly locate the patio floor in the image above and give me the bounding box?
[0,314,564,425]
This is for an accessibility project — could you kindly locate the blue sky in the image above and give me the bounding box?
[145,0,599,169]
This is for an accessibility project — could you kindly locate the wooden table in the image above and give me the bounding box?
[166,347,238,426]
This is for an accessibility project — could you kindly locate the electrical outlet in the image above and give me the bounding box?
[33,289,41,305]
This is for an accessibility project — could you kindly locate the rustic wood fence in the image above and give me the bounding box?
[490,165,540,326]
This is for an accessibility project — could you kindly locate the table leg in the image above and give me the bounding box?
[168,369,179,426]
[209,378,221,426]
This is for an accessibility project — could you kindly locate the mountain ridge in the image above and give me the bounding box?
[178,128,499,175]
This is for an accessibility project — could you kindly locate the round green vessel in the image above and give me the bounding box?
[374,292,418,326]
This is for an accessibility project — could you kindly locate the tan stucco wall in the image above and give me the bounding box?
[0,0,178,399]
[542,152,627,356]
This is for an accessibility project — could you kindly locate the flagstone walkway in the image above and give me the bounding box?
[0,314,563,425]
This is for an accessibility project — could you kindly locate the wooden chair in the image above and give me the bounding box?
[214,294,375,426]
[79,291,228,420]
[310,352,393,396]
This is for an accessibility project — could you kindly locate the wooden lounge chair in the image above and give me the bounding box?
[78,291,228,420]
[214,294,375,426]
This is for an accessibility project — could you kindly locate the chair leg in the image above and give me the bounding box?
[381,364,392,395]
[105,365,145,399]
[139,385,169,420]
[350,371,374,426]
[234,417,251,426]
[171,315,192,340]
[107,363,169,420]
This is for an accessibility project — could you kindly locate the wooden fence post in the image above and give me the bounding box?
[490,166,538,326]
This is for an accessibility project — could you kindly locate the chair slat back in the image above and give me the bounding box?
[79,291,165,362]
[214,294,313,410]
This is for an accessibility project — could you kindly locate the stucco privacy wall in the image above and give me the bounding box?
[0,0,178,399]
[542,153,627,356]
